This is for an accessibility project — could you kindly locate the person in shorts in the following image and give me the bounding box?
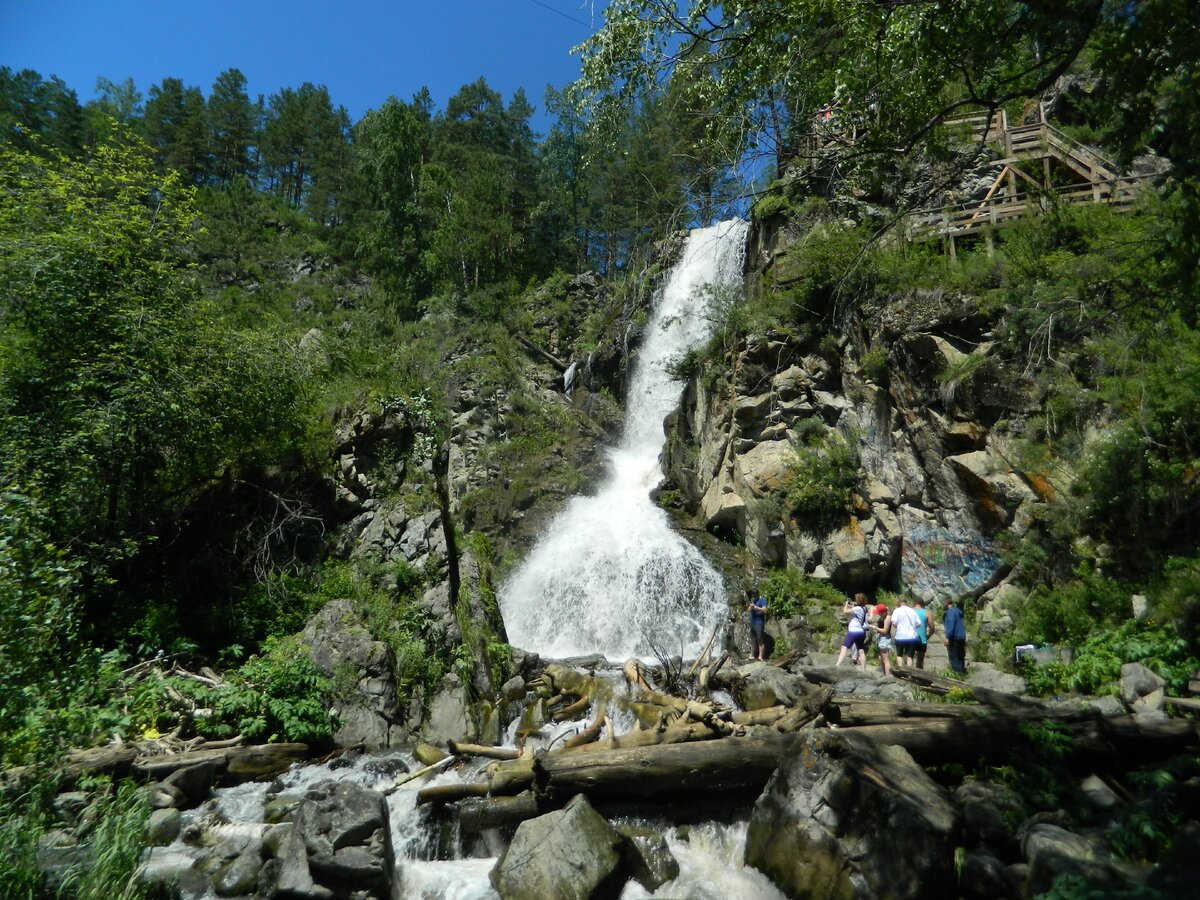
[871,603,893,676]
[891,595,922,670]
[836,594,869,668]
[914,597,935,669]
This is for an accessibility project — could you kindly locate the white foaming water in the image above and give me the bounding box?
[499,220,748,660]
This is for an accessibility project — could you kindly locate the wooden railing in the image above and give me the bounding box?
[907,176,1146,242]
[908,107,1151,245]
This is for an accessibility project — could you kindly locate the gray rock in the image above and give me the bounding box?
[1131,593,1151,623]
[501,675,527,702]
[273,825,331,899]
[214,847,261,896]
[1079,775,1120,811]
[955,780,1024,845]
[960,846,1019,899]
[966,664,1026,695]
[740,666,812,710]
[745,731,960,898]
[421,673,475,744]
[617,824,680,891]
[147,807,182,846]
[1119,662,1165,711]
[163,761,220,807]
[491,794,624,900]
[1021,823,1101,895]
[301,600,404,750]
[52,791,91,827]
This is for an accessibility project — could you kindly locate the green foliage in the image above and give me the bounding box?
[1017,619,1198,698]
[784,432,860,531]
[1109,756,1200,863]
[761,567,844,620]
[0,778,150,900]
[174,636,334,743]
[859,347,889,385]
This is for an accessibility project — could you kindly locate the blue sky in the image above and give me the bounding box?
[0,1,608,131]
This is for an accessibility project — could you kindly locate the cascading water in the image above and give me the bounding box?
[499,220,748,660]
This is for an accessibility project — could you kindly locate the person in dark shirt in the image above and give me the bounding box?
[943,598,967,674]
[747,587,768,662]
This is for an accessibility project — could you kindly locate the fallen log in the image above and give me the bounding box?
[774,686,835,733]
[387,755,456,793]
[533,733,802,802]
[456,790,541,834]
[447,741,521,761]
[563,708,607,750]
[488,755,536,795]
[731,705,787,726]
[417,782,490,805]
[552,694,592,722]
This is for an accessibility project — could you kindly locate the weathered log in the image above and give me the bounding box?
[65,745,139,778]
[827,699,987,727]
[447,740,521,761]
[489,755,536,795]
[731,705,787,726]
[552,694,593,722]
[456,790,541,833]
[533,733,803,802]
[774,686,835,733]
[417,782,490,805]
[563,708,607,750]
[386,755,455,793]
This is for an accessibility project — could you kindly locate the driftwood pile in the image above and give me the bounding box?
[415,658,1200,833]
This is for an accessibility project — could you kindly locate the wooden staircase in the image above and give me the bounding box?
[905,107,1152,254]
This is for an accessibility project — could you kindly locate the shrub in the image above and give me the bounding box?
[784,432,860,531]
[761,568,844,620]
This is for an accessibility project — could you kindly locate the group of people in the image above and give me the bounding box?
[745,586,968,675]
[834,592,967,674]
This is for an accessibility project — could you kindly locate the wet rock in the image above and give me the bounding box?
[745,731,960,898]
[147,807,182,846]
[491,794,624,900]
[413,743,447,766]
[214,847,261,896]
[617,824,680,891]
[163,760,220,807]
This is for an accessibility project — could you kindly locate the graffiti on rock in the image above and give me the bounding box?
[902,525,1000,603]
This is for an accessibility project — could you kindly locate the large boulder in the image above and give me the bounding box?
[261,780,395,900]
[490,794,625,900]
[301,600,406,749]
[1119,662,1165,713]
[744,731,960,899]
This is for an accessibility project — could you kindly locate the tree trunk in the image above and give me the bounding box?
[532,733,802,803]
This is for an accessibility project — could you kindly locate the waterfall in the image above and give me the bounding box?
[499,220,748,660]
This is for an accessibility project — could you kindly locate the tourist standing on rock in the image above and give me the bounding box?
[836,593,869,667]
[871,603,893,676]
[943,598,967,673]
[914,597,935,669]
[891,595,922,670]
[747,587,768,662]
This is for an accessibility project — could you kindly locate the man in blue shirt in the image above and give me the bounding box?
[943,598,967,674]
[747,587,768,661]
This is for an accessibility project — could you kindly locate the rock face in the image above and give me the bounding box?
[744,731,960,899]
[491,794,625,900]
[301,600,407,749]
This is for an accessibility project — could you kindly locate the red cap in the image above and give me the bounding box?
[874,604,887,615]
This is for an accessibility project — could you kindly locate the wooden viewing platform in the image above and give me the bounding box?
[905,107,1153,256]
